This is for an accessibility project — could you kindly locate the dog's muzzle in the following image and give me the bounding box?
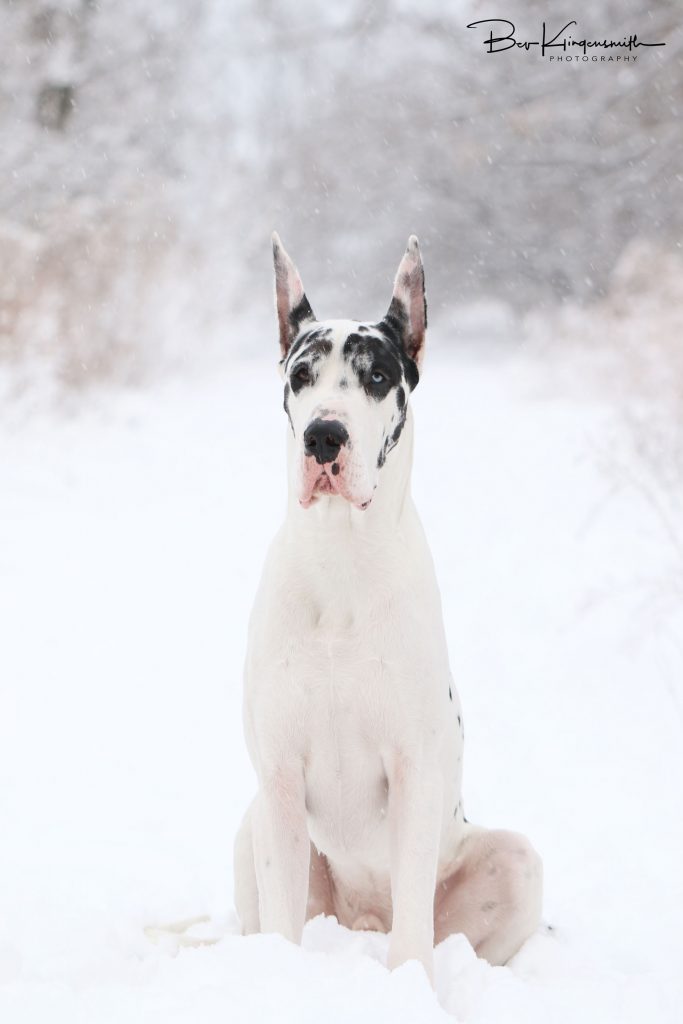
[303,418,349,465]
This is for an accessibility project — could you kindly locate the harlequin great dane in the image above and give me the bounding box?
[233,234,542,982]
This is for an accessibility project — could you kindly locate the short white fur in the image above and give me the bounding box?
[234,236,543,983]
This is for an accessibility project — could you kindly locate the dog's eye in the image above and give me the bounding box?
[370,370,386,385]
[293,365,311,384]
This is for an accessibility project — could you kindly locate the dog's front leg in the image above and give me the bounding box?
[252,760,309,943]
[386,752,443,982]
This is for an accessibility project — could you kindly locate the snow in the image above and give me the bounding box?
[1,336,682,1022]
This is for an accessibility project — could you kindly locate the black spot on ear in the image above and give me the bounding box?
[381,297,408,345]
[288,295,315,339]
[404,360,419,391]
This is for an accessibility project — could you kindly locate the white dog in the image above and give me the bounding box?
[233,234,542,981]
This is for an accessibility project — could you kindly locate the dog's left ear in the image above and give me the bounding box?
[384,235,427,370]
[272,232,316,360]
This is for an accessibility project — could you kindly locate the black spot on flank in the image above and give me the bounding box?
[331,462,339,476]
[357,324,370,333]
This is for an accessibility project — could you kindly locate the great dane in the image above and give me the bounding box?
[233,234,542,981]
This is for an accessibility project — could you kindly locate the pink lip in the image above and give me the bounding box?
[299,460,372,511]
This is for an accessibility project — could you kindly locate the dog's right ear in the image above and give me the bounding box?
[384,235,427,372]
[272,232,316,360]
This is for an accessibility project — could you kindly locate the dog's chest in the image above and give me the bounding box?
[245,525,453,860]
[248,609,425,849]
[297,626,397,859]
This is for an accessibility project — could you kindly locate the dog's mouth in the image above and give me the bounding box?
[299,459,372,512]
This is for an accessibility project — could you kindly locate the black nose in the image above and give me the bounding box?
[304,418,349,464]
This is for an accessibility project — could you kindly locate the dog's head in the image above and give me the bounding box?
[273,234,426,511]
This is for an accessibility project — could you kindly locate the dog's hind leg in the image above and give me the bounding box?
[434,826,543,965]
[234,801,260,935]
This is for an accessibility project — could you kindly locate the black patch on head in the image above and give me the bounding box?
[340,325,412,471]
[390,413,406,444]
[284,325,332,370]
[283,382,294,434]
[342,331,406,403]
[376,400,408,469]
[376,301,420,391]
[288,336,333,394]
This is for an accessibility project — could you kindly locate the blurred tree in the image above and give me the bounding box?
[0,0,681,378]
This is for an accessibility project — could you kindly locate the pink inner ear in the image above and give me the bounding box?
[392,242,426,366]
[273,234,311,357]
[274,251,305,320]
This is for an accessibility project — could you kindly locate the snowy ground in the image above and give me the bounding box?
[1,337,682,1022]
